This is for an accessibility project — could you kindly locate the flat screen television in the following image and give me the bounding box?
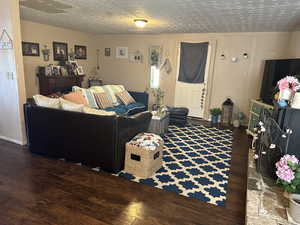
[260,59,300,104]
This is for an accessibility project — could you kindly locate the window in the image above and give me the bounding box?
[150,65,160,88]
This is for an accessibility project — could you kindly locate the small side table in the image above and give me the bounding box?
[148,111,169,136]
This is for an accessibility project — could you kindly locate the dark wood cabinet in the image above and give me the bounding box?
[37,74,85,95]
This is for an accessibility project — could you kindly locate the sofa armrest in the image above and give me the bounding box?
[126,111,152,130]
[117,111,152,139]
[115,111,152,171]
[128,91,149,109]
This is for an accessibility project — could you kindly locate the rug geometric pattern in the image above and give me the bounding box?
[116,124,233,207]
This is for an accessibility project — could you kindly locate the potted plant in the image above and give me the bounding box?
[148,88,165,115]
[209,108,222,124]
[276,154,300,223]
[277,76,300,101]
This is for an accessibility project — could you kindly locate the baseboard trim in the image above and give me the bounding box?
[0,135,26,146]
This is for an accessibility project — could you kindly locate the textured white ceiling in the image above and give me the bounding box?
[20,0,300,34]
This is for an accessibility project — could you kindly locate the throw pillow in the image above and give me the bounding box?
[63,91,89,106]
[60,98,84,112]
[102,85,125,106]
[33,95,60,109]
[94,92,114,109]
[72,86,99,109]
[116,90,135,105]
[83,107,116,116]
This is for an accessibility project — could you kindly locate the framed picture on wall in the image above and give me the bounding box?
[22,42,40,56]
[105,48,111,57]
[116,47,128,59]
[75,45,87,60]
[53,42,68,61]
[149,46,162,67]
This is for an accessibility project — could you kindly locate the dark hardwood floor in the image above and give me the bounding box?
[0,124,250,225]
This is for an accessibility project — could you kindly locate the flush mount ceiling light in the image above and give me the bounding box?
[134,19,148,28]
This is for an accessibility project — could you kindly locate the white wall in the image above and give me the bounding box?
[95,32,291,119]
[288,31,300,58]
[21,20,99,97]
[0,0,27,144]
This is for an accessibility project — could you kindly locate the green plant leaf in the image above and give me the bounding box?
[282,181,289,186]
[292,179,300,185]
[295,173,300,179]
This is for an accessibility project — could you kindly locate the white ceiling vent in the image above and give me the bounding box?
[20,0,72,14]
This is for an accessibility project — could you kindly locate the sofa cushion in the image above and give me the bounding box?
[94,92,114,109]
[116,90,135,105]
[33,95,60,109]
[83,107,116,116]
[72,86,98,109]
[60,98,84,112]
[63,91,89,106]
[102,85,125,106]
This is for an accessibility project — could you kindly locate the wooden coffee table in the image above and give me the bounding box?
[148,111,169,136]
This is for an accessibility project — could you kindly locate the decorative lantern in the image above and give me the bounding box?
[221,98,234,125]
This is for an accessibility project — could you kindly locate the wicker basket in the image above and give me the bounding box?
[124,142,163,178]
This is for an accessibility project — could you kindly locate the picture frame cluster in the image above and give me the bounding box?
[22,41,87,77]
[22,41,87,61]
[105,47,144,64]
[41,60,84,77]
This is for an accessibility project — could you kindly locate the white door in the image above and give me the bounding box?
[174,44,211,118]
[0,52,21,141]
[0,0,26,144]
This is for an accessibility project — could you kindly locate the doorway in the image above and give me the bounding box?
[174,42,212,118]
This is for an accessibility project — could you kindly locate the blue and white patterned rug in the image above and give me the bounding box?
[116,124,233,206]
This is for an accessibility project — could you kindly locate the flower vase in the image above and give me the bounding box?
[211,115,219,124]
[279,89,293,101]
[292,93,300,109]
[287,194,300,223]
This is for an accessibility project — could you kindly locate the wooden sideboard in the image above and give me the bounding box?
[37,74,85,95]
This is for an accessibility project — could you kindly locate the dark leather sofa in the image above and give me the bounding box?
[24,103,152,173]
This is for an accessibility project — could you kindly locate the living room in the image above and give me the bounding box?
[2,0,300,225]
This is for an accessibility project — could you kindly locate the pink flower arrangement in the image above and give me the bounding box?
[276,164,295,183]
[277,76,300,92]
[276,154,300,193]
